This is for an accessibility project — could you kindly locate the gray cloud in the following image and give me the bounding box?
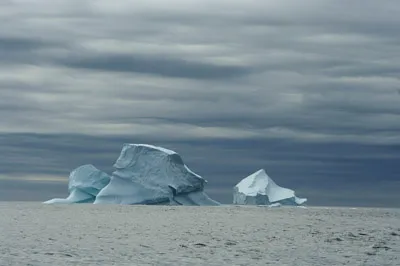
[60,53,252,79]
[0,179,67,201]
[0,37,49,50]
[0,0,400,206]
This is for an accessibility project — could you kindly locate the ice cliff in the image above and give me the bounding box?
[233,169,307,206]
[44,164,110,204]
[94,144,220,206]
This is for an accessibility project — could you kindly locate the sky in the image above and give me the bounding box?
[1,0,400,207]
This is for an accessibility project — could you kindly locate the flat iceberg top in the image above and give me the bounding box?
[129,144,176,155]
[235,169,301,203]
[122,144,202,180]
[114,143,204,182]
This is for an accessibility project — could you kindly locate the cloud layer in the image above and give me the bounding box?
[1,0,399,206]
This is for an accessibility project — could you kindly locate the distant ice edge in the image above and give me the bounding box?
[233,169,307,206]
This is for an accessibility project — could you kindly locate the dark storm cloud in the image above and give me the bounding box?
[60,54,252,79]
[0,36,65,63]
[0,37,48,50]
[1,0,400,206]
[0,179,67,201]
[0,35,253,79]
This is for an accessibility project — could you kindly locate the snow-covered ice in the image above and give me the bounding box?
[233,169,307,206]
[94,144,219,205]
[44,164,110,204]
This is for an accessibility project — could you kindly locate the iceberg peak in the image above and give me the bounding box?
[235,169,269,196]
[233,169,307,206]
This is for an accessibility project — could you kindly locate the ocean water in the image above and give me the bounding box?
[0,203,399,266]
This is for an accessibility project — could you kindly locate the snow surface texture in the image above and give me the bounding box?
[233,169,307,206]
[94,144,220,206]
[44,164,110,204]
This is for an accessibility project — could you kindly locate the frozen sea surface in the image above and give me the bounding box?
[0,203,399,266]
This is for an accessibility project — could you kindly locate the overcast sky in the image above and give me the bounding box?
[1,0,399,207]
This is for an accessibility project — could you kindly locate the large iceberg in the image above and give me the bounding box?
[233,169,307,206]
[94,144,220,206]
[44,164,110,204]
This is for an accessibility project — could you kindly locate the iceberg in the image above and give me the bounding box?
[44,164,110,204]
[233,169,307,206]
[94,144,220,206]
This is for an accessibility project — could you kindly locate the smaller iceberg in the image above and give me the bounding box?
[44,164,110,204]
[233,169,307,206]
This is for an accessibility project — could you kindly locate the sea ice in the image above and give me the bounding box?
[94,144,219,205]
[233,169,307,206]
[44,164,110,204]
